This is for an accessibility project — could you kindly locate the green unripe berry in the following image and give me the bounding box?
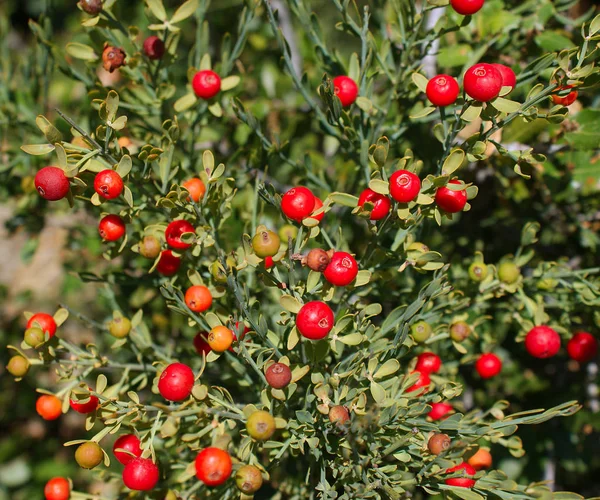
[252,230,280,258]
[411,321,432,343]
[139,235,161,259]
[278,224,298,244]
[7,356,30,377]
[450,321,471,342]
[537,278,558,291]
[468,262,488,282]
[498,261,521,284]
[246,410,276,441]
[407,242,429,254]
[235,464,263,494]
[108,317,131,338]
[75,442,103,469]
[24,327,45,348]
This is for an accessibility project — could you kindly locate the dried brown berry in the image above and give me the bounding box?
[139,235,161,259]
[428,433,451,455]
[328,405,350,426]
[78,0,103,15]
[102,44,126,73]
[265,363,292,389]
[450,321,471,342]
[306,248,330,272]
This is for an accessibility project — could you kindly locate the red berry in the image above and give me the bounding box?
[113,434,143,465]
[69,389,99,414]
[415,352,442,374]
[296,301,334,340]
[94,169,124,199]
[445,462,477,488]
[184,285,213,312]
[195,447,232,487]
[98,214,126,241]
[525,325,561,359]
[36,394,63,420]
[567,332,598,363]
[193,332,211,356]
[310,196,325,222]
[265,362,292,389]
[323,251,358,287]
[332,75,358,107]
[143,35,165,60]
[552,85,578,106]
[426,75,460,107]
[44,477,70,500]
[464,63,502,102]
[389,170,421,203]
[406,370,431,394]
[123,457,160,491]
[264,256,274,269]
[358,188,391,220]
[428,402,453,420]
[435,180,467,213]
[156,250,181,276]
[165,220,195,250]
[192,70,221,99]
[475,353,502,379]
[158,363,195,402]
[35,167,70,201]
[27,313,57,337]
[281,187,316,222]
[450,0,484,16]
[492,63,516,90]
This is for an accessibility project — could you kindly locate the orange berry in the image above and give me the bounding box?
[183,178,206,203]
[467,447,492,470]
[36,394,63,420]
[184,285,213,313]
[208,325,234,353]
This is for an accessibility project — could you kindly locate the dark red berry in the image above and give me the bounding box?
[415,352,442,374]
[165,220,195,250]
[158,363,195,402]
[332,76,358,107]
[113,434,143,465]
[123,457,159,491]
[195,447,232,487]
[193,332,211,356]
[265,363,292,389]
[358,188,391,220]
[428,402,453,420]
[389,170,421,203]
[426,75,460,107]
[192,70,221,99]
[435,180,467,213]
[94,170,123,199]
[445,462,477,488]
[27,313,57,337]
[567,332,598,363]
[98,214,126,241]
[296,301,334,340]
[475,353,502,379]
[281,187,316,222]
[323,251,358,287]
[35,167,70,201]
[156,250,181,276]
[464,63,502,102]
[525,325,561,359]
[143,36,165,60]
[492,63,516,91]
[450,0,484,16]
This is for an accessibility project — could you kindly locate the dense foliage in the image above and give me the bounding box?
[1,0,600,499]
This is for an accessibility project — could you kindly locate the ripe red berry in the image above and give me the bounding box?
[525,325,561,359]
[165,220,195,250]
[94,169,124,199]
[264,256,274,269]
[332,75,358,107]
[435,180,467,213]
[143,35,165,60]
[552,85,578,106]
[389,170,421,203]
[44,477,70,500]
[296,301,334,340]
[428,402,453,420]
[69,390,99,414]
[27,313,57,337]
[567,332,598,363]
[193,332,211,356]
[406,370,431,394]
[281,186,316,222]
[426,75,460,107]
[192,70,221,100]
[475,353,502,379]
[492,63,516,91]
[464,63,502,102]
[36,394,62,420]
[184,285,213,312]
[265,362,292,389]
[358,188,391,220]
[113,434,143,465]
[415,352,442,374]
[35,166,70,201]
[445,462,477,488]
[323,251,358,287]
[195,447,232,487]
[158,363,195,402]
[310,196,325,222]
[98,214,126,241]
[156,250,181,276]
[123,457,160,491]
[450,0,484,15]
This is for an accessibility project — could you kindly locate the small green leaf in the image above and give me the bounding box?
[220,75,240,92]
[411,72,428,93]
[370,381,386,404]
[492,97,521,114]
[116,155,132,177]
[441,149,465,176]
[369,179,389,195]
[348,53,360,82]
[174,93,197,113]
[106,90,119,121]
[356,97,373,113]
[287,327,300,350]
[145,0,167,21]
[170,0,198,23]
[280,295,302,314]
[590,13,600,36]
[66,42,98,61]
[354,270,371,287]
[110,116,127,130]
[409,106,436,119]
[338,333,363,345]
[461,103,482,122]
[208,102,223,117]
[203,150,215,174]
[374,359,400,379]
[21,144,55,155]
[328,192,358,207]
